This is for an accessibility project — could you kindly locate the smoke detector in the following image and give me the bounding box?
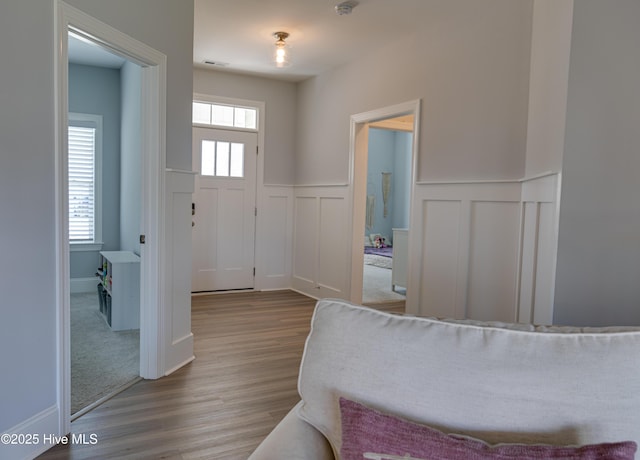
[335,1,358,16]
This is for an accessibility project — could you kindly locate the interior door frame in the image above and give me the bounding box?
[348,100,421,305]
[55,1,166,435]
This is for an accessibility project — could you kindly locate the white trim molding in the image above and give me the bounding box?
[0,405,58,460]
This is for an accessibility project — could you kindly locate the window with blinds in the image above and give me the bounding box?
[68,112,102,245]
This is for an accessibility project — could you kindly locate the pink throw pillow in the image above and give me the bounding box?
[339,398,637,460]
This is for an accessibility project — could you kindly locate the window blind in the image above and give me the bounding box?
[68,126,96,241]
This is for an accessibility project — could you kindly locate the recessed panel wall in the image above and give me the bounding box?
[262,193,289,277]
[409,175,560,325]
[467,201,520,322]
[519,174,560,325]
[293,196,318,286]
[420,200,462,318]
[533,202,556,324]
[319,197,347,295]
[292,186,349,299]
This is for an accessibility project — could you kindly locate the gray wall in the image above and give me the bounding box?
[193,68,297,185]
[66,0,194,171]
[553,0,640,326]
[0,0,58,433]
[68,63,122,278]
[0,0,193,438]
[295,0,533,185]
[120,61,142,255]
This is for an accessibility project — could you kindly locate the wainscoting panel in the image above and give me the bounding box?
[419,200,462,318]
[164,170,195,375]
[292,186,349,299]
[293,196,319,293]
[318,197,348,296]
[518,201,539,324]
[408,174,560,325]
[256,186,293,290]
[467,201,520,322]
[518,174,560,325]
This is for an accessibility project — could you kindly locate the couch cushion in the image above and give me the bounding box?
[297,299,640,457]
[339,397,637,460]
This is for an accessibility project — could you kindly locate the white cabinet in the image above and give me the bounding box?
[392,228,408,291]
[98,251,140,331]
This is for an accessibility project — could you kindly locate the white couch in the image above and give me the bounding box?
[249,299,640,459]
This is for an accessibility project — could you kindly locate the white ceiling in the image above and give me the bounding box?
[68,1,438,81]
[68,34,126,69]
[194,0,438,82]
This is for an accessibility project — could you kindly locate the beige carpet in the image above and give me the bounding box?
[362,263,406,304]
[364,253,393,269]
[71,292,139,415]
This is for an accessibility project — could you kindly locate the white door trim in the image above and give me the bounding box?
[347,100,421,304]
[55,0,166,436]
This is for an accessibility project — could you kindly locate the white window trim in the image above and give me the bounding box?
[69,112,103,252]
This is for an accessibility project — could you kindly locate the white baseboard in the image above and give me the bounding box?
[0,405,60,460]
[71,277,99,294]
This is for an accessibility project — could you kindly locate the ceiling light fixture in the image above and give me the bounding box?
[335,0,358,16]
[273,31,290,68]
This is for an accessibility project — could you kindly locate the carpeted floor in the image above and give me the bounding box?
[364,253,393,269]
[362,263,406,304]
[71,292,139,415]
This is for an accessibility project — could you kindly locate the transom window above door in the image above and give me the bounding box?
[201,140,244,177]
[193,101,257,130]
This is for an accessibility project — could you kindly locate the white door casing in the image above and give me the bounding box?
[348,100,421,305]
[192,127,258,292]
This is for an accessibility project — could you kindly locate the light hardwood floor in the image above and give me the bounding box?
[39,290,404,460]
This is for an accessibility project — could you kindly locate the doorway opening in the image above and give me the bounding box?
[55,1,166,435]
[349,101,420,306]
[362,116,414,304]
[67,32,143,419]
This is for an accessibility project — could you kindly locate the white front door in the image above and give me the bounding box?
[192,127,258,292]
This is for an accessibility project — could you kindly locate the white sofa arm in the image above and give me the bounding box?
[249,402,334,460]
